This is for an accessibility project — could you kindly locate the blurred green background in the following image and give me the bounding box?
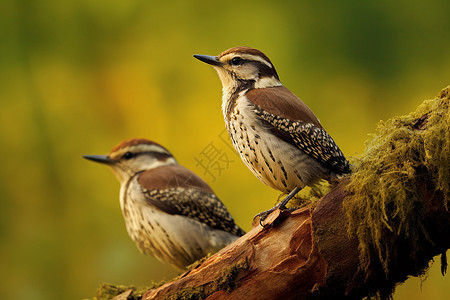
[0,0,449,299]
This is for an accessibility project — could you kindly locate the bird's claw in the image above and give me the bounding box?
[253,204,288,227]
[253,211,271,227]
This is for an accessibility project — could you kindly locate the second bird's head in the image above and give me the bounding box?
[83,139,176,183]
[194,47,281,92]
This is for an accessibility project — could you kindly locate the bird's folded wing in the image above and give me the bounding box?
[254,106,350,175]
[141,187,245,237]
[245,86,324,128]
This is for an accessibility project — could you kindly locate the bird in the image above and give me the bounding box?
[194,47,351,223]
[83,138,245,269]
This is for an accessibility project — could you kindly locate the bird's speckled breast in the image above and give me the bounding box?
[120,176,238,269]
[225,96,327,193]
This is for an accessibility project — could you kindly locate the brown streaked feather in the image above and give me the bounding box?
[254,107,351,175]
[110,138,170,153]
[245,86,323,129]
[141,188,245,236]
[140,191,180,215]
[137,165,245,236]
[219,47,273,65]
[137,164,214,194]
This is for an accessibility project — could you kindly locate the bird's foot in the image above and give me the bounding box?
[253,187,302,227]
[253,203,288,227]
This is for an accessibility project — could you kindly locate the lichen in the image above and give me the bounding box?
[343,87,449,283]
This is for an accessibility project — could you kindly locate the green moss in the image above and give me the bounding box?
[210,259,248,292]
[184,253,212,271]
[93,281,165,300]
[344,87,449,278]
[91,254,245,300]
[288,182,332,209]
[166,260,248,300]
[166,286,204,300]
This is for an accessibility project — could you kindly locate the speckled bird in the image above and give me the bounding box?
[194,47,351,222]
[84,138,245,269]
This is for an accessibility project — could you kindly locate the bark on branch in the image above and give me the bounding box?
[141,181,447,300]
[138,87,450,300]
[106,87,450,300]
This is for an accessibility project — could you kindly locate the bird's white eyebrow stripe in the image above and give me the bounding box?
[221,53,273,68]
[112,144,170,157]
[241,54,273,68]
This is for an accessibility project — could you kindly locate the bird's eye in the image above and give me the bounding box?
[123,152,133,159]
[230,57,243,66]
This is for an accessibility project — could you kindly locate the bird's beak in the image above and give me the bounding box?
[193,54,223,67]
[83,155,115,165]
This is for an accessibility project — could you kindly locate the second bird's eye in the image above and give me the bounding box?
[123,152,133,159]
[230,57,243,66]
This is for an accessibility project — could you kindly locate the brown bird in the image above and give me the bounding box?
[84,138,245,269]
[194,47,350,223]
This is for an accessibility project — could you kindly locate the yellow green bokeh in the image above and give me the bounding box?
[0,0,449,299]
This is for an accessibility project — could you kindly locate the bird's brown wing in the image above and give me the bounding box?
[138,166,245,237]
[245,86,350,175]
[253,105,351,176]
[137,164,215,194]
[245,86,323,128]
[142,188,245,237]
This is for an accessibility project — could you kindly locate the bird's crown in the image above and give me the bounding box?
[108,138,172,161]
[219,47,273,66]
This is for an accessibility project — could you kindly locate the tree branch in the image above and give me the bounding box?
[105,87,450,300]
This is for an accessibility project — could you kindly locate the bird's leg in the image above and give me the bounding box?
[254,187,302,226]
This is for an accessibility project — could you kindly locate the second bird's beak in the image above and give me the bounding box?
[193,54,223,67]
[83,155,115,165]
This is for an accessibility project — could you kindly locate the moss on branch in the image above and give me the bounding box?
[92,87,449,300]
[344,87,449,282]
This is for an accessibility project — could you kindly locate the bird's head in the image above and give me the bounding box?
[194,47,281,94]
[83,138,176,183]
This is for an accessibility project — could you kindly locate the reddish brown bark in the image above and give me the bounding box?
[121,88,450,299]
[143,206,325,300]
[139,177,448,299]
